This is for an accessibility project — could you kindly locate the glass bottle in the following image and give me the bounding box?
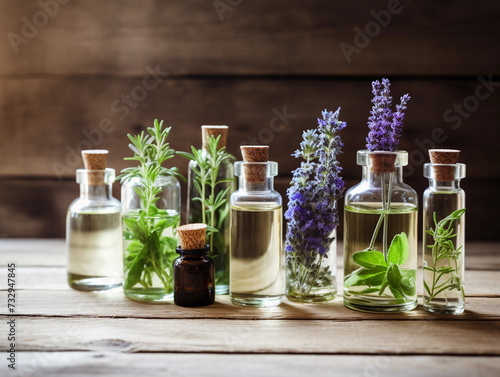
[121,175,181,302]
[187,125,234,295]
[286,229,337,303]
[343,150,418,312]
[174,244,215,307]
[67,151,122,291]
[230,147,283,307]
[423,149,466,314]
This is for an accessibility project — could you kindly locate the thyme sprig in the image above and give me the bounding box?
[424,209,466,301]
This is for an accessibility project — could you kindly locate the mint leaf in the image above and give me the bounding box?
[344,266,387,287]
[353,251,388,268]
[387,232,409,265]
[400,269,416,296]
[386,264,404,295]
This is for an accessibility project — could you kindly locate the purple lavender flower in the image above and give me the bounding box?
[366,78,410,151]
[285,108,346,262]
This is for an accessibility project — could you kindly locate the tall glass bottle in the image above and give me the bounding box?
[187,125,234,294]
[423,149,466,314]
[230,146,283,307]
[343,150,418,312]
[121,175,181,302]
[67,150,122,291]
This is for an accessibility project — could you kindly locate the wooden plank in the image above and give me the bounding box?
[2,265,499,298]
[1,288,499,320]
[0,1,498,76]
[1,78,498,179]
[1,240,498,268]
[12,352,500,377]
[2,317,499,354]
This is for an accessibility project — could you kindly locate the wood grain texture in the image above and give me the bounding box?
[1,289,499,321]
[1,0,498,76]
[12,353,500,377]
[2,316,499,355]
[1,78,498,178]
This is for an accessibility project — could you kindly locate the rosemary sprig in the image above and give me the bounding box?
[423,209,466,302]
[118,119,184,292]
[177,135,234,255]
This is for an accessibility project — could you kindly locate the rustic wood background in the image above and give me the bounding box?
[0,0,499,239]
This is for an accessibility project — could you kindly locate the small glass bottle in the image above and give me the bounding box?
[423,149,466,314]
[67,150,122,291]
[174,224,215,307]
[121,175,181,302]
[187,125,234,295]
[230,146,283,307]
[343,150,418,312]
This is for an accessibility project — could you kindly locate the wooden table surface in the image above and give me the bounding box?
[1,239,499,376]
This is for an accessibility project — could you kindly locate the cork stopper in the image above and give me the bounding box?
[429,149,460,181]
[369,152,397,173]
[241,145,269,162]
[202,125,228,150]
[177,223,207,250]
[81,150,108,185]
[240,145,269,183]
[82,150,108,170]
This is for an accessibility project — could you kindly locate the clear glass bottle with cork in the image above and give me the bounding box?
[66,150,122,291]
[423,149,466,314]
[343,150,418,312]
[229,146,283,307]
[174,223,215,307]
[185,125,234,295]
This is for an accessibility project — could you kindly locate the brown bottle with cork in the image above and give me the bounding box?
[423,149,466,314]
[66,150,122,291]
[229,146,283,307]
[174,223,215,307]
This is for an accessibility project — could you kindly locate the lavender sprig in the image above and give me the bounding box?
[366,78,410,151]
[285,108,346,296]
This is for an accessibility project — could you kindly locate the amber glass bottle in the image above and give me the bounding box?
[174,224,215,307]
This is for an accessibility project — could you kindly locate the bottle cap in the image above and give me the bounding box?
[240,145,269,183]
[81,150,109,185]
[202,125,228,150]
[429,149,460,181]
[177,223,207,250]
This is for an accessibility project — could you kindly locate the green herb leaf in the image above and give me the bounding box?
[387,232,409,265]
[353,251,388,268]
[344,266,387,288]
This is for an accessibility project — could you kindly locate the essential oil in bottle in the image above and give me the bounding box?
[67,150,122,291]
[229,146,283,307]
[423,149,466,315]
[174,223,215,307]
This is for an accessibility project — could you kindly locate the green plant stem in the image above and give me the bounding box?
[305,254,324,295]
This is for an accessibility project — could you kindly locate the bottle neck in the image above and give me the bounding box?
[238,176,274,192]
[427,178,461,191]
[80,184,113,200]
[362,166,404,185]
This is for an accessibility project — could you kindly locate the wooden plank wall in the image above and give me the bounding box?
[0,0,499,239]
